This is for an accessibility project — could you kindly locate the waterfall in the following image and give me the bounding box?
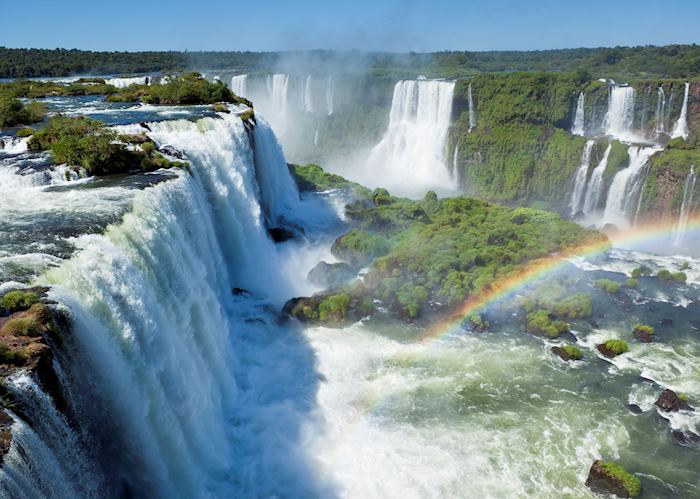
[366,79,457,196]
[654,86,666,135]
[230,74,248,98]
[303,75,314,113]
[314,129,319,146]
[569,140,595,215]
[582,144,612,216]
[640,86,651,133]
[325,76,334,116]
[571,93,585,136]
[603,146,657,227]
[105,76,149,88]
[452,143,460,176]
[604,86,636,141]
[468,82,476,131]
[671,82,690,140]
[673,165,697,247]
[264,74,291,137]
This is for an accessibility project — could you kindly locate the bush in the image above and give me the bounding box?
[562,345,582,360]
[604,339,629,355]
[15,127,35,137]
[633,324,655,337]
[657,269,687,282]
[0,97,46,127]
[624,278,639,288]
[318,293,351,324]
[631,265,652,278]
[526,309,569,338]
[595,278,621,294]
[1,290,39,313]
[598,461,641,497]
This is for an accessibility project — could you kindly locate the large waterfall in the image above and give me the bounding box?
[673,165,697,247]
[571,93,585,136]
[569,140,595,215]
[604,86,636,142]
[230,74,248,98]
[671,82,690,140]
[265,74,291,137]
[603,146,657,227]
[582,144,612,216]
[365,79,457,196]
[105,76,150,88]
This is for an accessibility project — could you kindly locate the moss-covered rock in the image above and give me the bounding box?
[632,324,655,342]
[597,339,629,358]
[552,344,582,361]
[585,460,641,498]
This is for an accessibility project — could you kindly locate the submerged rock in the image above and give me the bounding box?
[585,460,641,498]
[672,430,700,446]
[551,345,582,361]
[655,389,694,412]
[626,404,643,415]
[307,261,355,288]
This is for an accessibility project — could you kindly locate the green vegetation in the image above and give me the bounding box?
[0,303,55,364]
[15,127,35,137]
[521,282,592,319]
[0,96,46,127]
[633,324,655,339]
[603,339,629,355]
[631,265,652,278]
[624,278,639,288]
[597,461,641,498]
[562,345,583,360]
[657,269,687,282]
[595,278,621,294]
[0,290,39,313]
[526,310,568,338]
[318,292,351,324]
[288,163,371,197]
[28,115,185,176]
[0,78,118,99]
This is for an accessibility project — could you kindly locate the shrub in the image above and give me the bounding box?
[595,278,621,294]
[562,345,582,360]
[0,97,46,127]
[633,324,654,336]
[1,290,39,312]
[526,309,568,338]
[631,265,652,278]
[624,278,639,288]
[598,461,641,497]
[15,127,35,137]
[657,269,687,282]
[604,339,629,355]
[318,293,351,324]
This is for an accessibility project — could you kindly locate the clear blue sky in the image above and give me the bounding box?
[2,0,699,52]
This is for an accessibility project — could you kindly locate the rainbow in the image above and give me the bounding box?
[419,213,700,343]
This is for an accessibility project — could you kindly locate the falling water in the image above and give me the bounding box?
[230,74,248,98]
[302,75,314,113]
[673,165,697,247]
[468,82,476,131]
[325,76,334,116]
[654,86,666,136]
[603,146,658,227]
[582,144,612,216]
[105,76,149,88]
[671,82,690,140]
[604,86,636,141]
[452,143,459,177]
[571,93,585,136]
[265,74,291,136]
[569,140,595,215]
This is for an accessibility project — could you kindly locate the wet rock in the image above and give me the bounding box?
[626,404,643,415]
[632,325,655,343]
[589,320,600,329]
[158,145,187,160]
[307,261,355,288]
[596,343,620,358]
[268,227,297,243]
[551,346,581,361]
[231,288,250,297]
[672,430,700,446]
[660,318,674,326]
[0,410,12,463]
[655,389,694,412]
[585,460,640,498]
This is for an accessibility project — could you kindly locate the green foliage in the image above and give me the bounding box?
[0,96,46,127]
[288,163,370,197]
[598,461,641,497]
[332,228,391,267]
[633,324,655,336]
[604,339,629,355]
[526,309,568,338]
[562,345,583,360]
[522,284,592,319]
[318,293,351,324]
[595,278,621,294]
[624,278,639,288]
[631,265,652,278]
[15,127,35,137]
[657,269,687,282]
[1,290,39,312]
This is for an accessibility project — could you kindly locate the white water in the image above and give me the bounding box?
[654,86,666,136]
[673,165,697,247]
[571,93,585,136]
[569,140,595,215]
[105,76,149,88]
[671,82,690,140]
[365,79,457,196]
[604,86,636,142]
[265,74,291,137]
[325,76,334,116]
[0,136,29,155]
[582,144,612,216]
[452,143,459,176]
[230,74,248,98]
[467,82,476,131]
[603,146,658,227]
[303,75,314,113]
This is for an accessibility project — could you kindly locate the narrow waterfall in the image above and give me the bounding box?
[325,76,334,116]
[603,146,657,226]
[366,79,457,196]
[468,82,476,131]
[230,74,248,97]
[582,144,612,216]
[654,86,666,135]
[639,86,651,133]
[571,93,585,136]
[671,82,690,140]
[604,86,636,141]
[303,75,314,113]
[673,165,697,247]
[105,76,149,88]
[452,143,460,177]
[569,140,595,215]
[264,74,291,136]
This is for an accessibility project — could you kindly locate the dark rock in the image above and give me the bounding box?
[551,346,578,361]
[626,404,643,415]
[596,344,618,358]
[0,139,4,150]
[307,261,355,288]
[158,145,187,160]
[138,122,151,131]
[672,430,700,446]
[660,318,674,326]
[585,460,635,498]
[268,225,304,243]
[232,288,250,297]
[589,320,600,329]
[0,410,12,463]
[633,329,654,343]
[655,389,694,412]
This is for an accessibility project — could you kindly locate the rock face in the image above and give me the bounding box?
[307,261,355,289]
[655,389,694,412]
[585,461,639,498]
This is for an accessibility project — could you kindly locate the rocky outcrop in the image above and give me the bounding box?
[307,261,355,288]
[551,345,581,361]
[585,460,641,498]
[655,389,694,412]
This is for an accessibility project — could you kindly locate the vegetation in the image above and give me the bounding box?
[0,303,54,364]
[0,96,46,127]
[521,282,592,319]
[28,115,185,175]
[526,310,568,338]
[624,278,639,288]
[595,278,621,294]
[0,290,39,313]
[603,339,629,355]
[631,265,652,278]
[657,269,687,282]
[0,78,118,99]
[596,461,641,498]
[562,345,583,360]
[288,163,371,197]
[106,73,247,105]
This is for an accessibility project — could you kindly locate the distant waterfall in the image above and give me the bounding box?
[673,165,697,247]
[671,82,690,140]
[366,79,457,196]
[603,146,657,226]
[654,86,667,135]
[302,75,314,113]
[105,76,149,88]
[452,143,460,177]
[571,93,585,136]
[230,74,248,97]
[468,82,476,131]
[604,86,636,141]
[265,74,291,136]
[569,140,595,215]
[582,144,612,216]
[325,76,334,116]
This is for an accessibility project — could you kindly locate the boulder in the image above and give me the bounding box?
[585,460,640,498]
[307,261,355,289]
[672,430,700,446]
[0,410,12,464]
[632,325,654,343]
[626,404,643,415]
[551,346,581,361]
[655,389,694,412]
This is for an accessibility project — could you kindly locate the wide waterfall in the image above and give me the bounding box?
[671,82,690,140]
[365,79,457,196]
[673,165,697,247]
[582,144,612,216]
[569,140,595,215]
[604,86,636,142]
[468,82,476,131]
[105,76,150,88]
[571,93,585,136]
[603,146,657,227]
[230,74,248,98]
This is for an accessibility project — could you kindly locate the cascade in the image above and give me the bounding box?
[105,76,149,88]
[452,143,459,176]
[582,144,612,216]
[264,74,291,137]
[571,93,585,136]
[654,86,666,135]
[468,82,476,131]
[569,140,595,215]
[230,74,248,98]
[303,75,314,113]
[673,165,697,247]
[325,76,334,116]
[639,86,651,133]
[603,146,657,226]
[366,79,457,196]
[604,86,636,141]
[671,82,690,140]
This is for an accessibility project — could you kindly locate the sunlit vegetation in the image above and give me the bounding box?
[595,278,621,294]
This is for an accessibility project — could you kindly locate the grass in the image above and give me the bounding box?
[598,461,641,497]
[603,339,629,355]
[595,278,621,294]
[1,290,39,313]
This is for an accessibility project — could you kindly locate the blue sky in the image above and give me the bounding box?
[2,0,699,52]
